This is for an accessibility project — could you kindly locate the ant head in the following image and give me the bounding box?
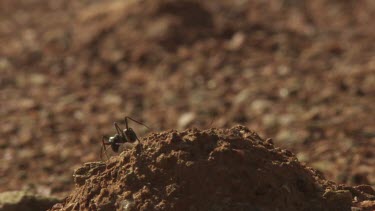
[109,134,122,143]
[123,127,133,132]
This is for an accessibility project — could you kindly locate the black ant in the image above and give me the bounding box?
[101,116,150,160]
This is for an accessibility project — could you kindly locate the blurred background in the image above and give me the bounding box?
[0,0,374,198]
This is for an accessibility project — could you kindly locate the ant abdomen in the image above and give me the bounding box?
[124,129,138,143]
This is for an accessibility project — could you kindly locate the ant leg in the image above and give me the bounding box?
[132,132,141,143]
[124,117,129,129]
[101,136,108,160]
[124,116,151,130]
[114,122,126,140]
[100,146,108,161]
[101,135,111,160]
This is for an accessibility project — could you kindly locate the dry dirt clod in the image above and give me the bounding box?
[73,162,106,186]
[323,189,353,210]
[0,190,60,211]
[49,126,368,211]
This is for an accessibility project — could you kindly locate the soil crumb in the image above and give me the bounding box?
[50,126,373,211]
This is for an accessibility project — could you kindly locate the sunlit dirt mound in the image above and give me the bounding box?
[50,126,373,211]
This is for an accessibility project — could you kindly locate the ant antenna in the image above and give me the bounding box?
[124,116,151,130]
[100,145,109,160]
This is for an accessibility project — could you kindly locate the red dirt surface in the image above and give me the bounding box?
[0,0,374,204]
[51,126,374,211]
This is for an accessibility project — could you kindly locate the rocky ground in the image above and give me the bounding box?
[0,0,374,210]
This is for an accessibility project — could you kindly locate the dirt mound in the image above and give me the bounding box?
[49,126,373,211]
